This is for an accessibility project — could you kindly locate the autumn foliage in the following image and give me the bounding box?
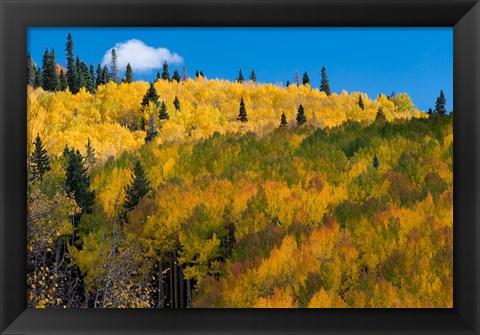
[27,78,452,308]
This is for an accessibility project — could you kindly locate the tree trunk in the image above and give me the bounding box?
[157,256,164,308]
[186,278,192,308]
[173,250,178,308]
[179,264,184,308]
[169,258,174,308]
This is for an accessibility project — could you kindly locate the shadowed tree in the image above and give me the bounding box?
[162,62,171,81]
[30,134,51,182]
[302,71,310,86]
[296,104,307,126]
[249,69,256,83]
[173,96,181,111]
[237,97,248,122]
[123,160,151,215]
[434,90,447,115]
[159,101,170,120]
[236,69,245,83]
[172,70,181,83]
[124,63,134,83]
[320,66,331,95]
[373,154,380,169]
[358,95,365,110]
[280,112,288,126]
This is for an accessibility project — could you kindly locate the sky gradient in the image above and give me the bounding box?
[28,27,453,112]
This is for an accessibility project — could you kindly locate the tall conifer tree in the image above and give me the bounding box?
[124,63,134,83]
[320,66,331,95]
[296,104,307,125]
[237,97,248,122]
[30,134,51,182]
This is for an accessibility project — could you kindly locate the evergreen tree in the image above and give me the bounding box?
[75,57,86,90]
[249,69,256,83]
[320,66,331,95]
[65,148,95,217]
[296,104,307,125]
[123,160,151,214]
[159,101,170,120]
[41,48,58,91]
[195,70,200,78]
[172,70,181,83]
[376,107,387,122]
[145,115,158,142]
[161,61,171,81]
[434,90,447,115]
[200,70,204,78]
[286,80,290,87]
[34,68,43,88]
[358,95,365,110]
[236,69,244,83]
[85,138,96,168]
[372,154,380,170]
[27,53,36,86]
[124,63,134,83]
[156,70,161,82]
[428,108,433,115]
[294,71,300,86]
[173,96,181,111]
[86,64,96,93]
[302,71,310,85]
[65,33,79,93]
[183,66,188,80]
[141,82,160,108]
[237,97,248,122]
[29,134,51,182]
[59,69,68,91]
[280,112,287,126]
[102,65,110,83]
[96,64,103,87]
[110,48,119,83]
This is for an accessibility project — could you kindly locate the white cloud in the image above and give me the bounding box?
[101,39,183,73]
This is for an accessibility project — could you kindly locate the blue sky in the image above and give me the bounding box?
[28,27,453,112]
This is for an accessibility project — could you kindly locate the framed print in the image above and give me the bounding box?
[1,0,479,334]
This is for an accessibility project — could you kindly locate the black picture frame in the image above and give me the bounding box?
[1,0,479,334]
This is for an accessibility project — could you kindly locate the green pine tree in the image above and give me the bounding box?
[41,48,58,91]
[65,148,95,217]
[428,108,433,115]
[145,115,158,142]
[124,63,134,83]
[65,33,79,93]
[162,61,170,81]
[123,160,151,214]
[102,65,110,83]
[59,69,68,91]
[320,66,331,95]
[434,90,447,115]
[236,69,244,83]
[34,67,43,88]
[286,80,290,87]
[110,48,119,83]
[358,95,365,110]
[172,70,181,83]
[195,70,200,78]
[86,64,96,93]
[302,71,310,85]
[29,134,51,182]
[27,52,36,86]
[141,82,160,108]
[173,96,181,111]
[237,97,248,122]
[159,101,170,120]
[75,57,86,90]
[249,69,256,83]
[96,64,104,87]
[296,104,307,125]
[156,70,161,82]
[280,112,287,126]
[373,154,380,169]
[200,70,204,78]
